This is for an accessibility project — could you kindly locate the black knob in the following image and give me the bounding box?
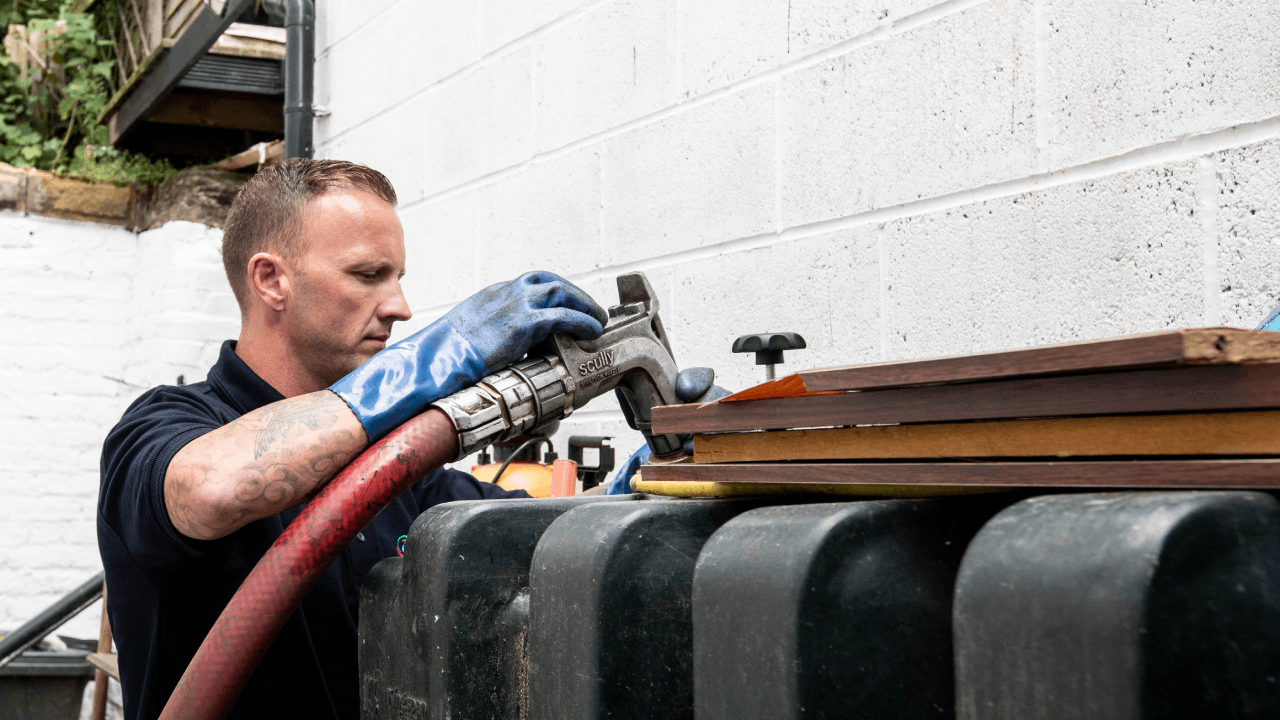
[733,333,806,380]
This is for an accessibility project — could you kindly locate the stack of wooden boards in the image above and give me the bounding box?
[638,328,1280,497]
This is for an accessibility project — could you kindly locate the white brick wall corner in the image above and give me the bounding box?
[0,216,238,639]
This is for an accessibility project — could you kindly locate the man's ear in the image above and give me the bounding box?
[247,252,292,313]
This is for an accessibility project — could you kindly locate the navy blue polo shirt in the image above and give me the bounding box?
[98,341,528,720]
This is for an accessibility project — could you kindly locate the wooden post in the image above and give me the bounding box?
[90,582,112,720]
[147,0,164,52]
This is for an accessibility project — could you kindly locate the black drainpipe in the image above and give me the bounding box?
[264,0,314,158]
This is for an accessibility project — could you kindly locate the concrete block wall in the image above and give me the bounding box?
[0,216,237,638]
[315,0,1280,463]
[3,0,1278,646]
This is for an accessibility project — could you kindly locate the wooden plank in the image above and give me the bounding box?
[146,90,283,133]
[785,328,1280,395]
[631,479,999,498]
[642,459,1280,489]
[693,410,1280,463]
[653,363,1280,435]
[222,22,286,42]
[147,0,164,53]
[86,652,119,681]
[216,139,284,170]
[165,0,186,22]
[89,582,112,720]
[207,33,286,60]
[164,0,202,38]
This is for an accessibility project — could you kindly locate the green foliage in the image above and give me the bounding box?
[64,141,175,184]
[0,0,175,185]
[0,0,66,26]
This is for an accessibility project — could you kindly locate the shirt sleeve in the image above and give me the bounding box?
[412,467,532,508]
[99,387,225,579]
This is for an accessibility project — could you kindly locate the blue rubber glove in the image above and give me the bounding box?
[605,367,730,494]
[607,444,651,495]
[331,271,607,441]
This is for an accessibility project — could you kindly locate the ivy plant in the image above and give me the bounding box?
[1,0,175,185]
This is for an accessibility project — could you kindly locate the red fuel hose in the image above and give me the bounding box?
[158,409,459,720]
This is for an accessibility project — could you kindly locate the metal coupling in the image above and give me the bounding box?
[431,354,575,461]
[432,271,686,464]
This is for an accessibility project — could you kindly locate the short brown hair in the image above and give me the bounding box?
[221,158,398,313]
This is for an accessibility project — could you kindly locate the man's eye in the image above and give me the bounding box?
[359,272,379,281]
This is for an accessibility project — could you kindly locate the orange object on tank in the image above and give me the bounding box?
[550,459,577,497]
[472,459,578,498]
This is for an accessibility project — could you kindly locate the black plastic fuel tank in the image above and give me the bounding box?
[358,495,631,720]
[954,491,1280,720]
[359,490,1280,720]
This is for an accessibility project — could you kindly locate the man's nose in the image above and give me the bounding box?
[380,280,412,322]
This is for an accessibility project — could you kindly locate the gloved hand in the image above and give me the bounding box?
[331,271,607,441]
[605,367,730,494]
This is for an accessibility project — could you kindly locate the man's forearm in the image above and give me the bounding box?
[165,391,367,540]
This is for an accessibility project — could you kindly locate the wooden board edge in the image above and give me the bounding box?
[653,363,1280,436]
[1185,330,1280,364]
[631,479,1000,498]
[643,459,1280,488]
[798,329,1271,393]
[86,652,120,681]
[691,410,1280,463]
[718,374,808,403]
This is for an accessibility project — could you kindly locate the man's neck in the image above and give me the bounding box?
[234,328,321,399]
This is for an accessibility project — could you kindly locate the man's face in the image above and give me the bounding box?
[285,189,411,386]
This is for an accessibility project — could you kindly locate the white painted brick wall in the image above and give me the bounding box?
[534,0,677,151]
[602,83,776,263]
[317,0,1280,472]
[1042,0,1280,169]
[424,48,533,194]
[0,216,237,639]
[1216,141,1280,328]
[781,0,1038,226]
[478,147,602,279]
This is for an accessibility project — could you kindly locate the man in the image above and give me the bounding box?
[98,160,698,719]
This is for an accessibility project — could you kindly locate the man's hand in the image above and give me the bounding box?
[331,271,607,442]
[446,270,608,372]
[166,391,366,540]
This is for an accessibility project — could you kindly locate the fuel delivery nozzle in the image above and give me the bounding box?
[431,272,687,463]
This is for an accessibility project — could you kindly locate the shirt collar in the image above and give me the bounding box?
[206,340,287,415]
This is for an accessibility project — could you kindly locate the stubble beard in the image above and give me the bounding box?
[288,287,376,388]
[291,324,370,387]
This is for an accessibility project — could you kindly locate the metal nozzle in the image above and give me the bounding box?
[431,272,685,462]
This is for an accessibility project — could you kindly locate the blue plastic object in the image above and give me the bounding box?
[606,444,651,495]
[332,271,607,441]
[1257,303,1280,331]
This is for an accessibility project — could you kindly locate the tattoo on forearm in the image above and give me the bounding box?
[166,391,365,540]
